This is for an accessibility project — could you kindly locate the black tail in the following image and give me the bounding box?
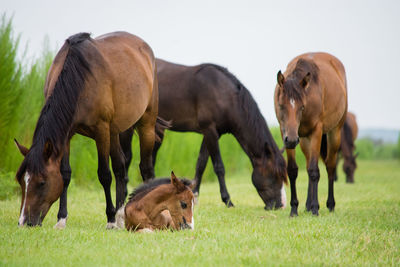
[342,121,354,151]
[155,117,171,142]
[320,134,327,161]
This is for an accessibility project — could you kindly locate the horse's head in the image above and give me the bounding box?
[168,172,195,230]
[15,139,64,227]
[252,143,287,210]
[275,70,311,149]
[343,153,358,183]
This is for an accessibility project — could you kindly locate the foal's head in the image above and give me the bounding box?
[14,139,64,227]
[168,172,195,230]
[275,68,312,149]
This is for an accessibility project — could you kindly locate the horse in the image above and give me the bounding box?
[14,31,159,228]
[274,52,348,216]
[335,112,358,183]
[123,172,195,232]
[120,59,287,210]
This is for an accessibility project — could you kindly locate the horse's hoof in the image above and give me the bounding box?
[290,208,298,217]
[226,200,235,208]
[106,222,118,229]
[311,210,319,216]
[54,218,67,229]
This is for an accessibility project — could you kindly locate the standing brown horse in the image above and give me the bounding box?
[274,52,347,216]
[335,112,358,183]
[123,172,195,232]
[120,59,287,210]
[14,32,158,228]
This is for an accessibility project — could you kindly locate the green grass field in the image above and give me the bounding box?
[1,160,399,266]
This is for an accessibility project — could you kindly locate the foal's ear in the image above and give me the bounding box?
[277,70,285,87]
[171,171,185,192]
[14,139,29,157]
[300,72,311,89]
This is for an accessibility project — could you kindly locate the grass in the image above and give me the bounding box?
[1,160,399,266]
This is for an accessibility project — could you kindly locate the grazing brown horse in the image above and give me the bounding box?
[120,59,287,210]
[14,32,159,228]
[123,172,195,232]
[274,52,347,216]
[335,112,358,183]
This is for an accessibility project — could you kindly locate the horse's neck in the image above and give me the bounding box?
[232,123,266,167]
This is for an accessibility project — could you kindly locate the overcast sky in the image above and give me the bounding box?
[2,0,400,130]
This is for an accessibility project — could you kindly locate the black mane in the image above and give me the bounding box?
[127,178,193,203]
[197,64,287,183]
[17,33,93,179]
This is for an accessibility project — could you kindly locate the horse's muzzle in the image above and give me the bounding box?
[284,136,299,149]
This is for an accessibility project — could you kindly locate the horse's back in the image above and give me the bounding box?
[156,59,235,132]
[82,32,157,132]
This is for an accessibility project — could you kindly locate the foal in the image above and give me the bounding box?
[124,172,195,232]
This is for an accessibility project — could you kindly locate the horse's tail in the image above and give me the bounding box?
[342,120,354,152]
[155,117,171,142]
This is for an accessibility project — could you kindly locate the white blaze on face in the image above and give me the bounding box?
[290,98,296,109]
[18,172,31,226]
[187,198,194,230]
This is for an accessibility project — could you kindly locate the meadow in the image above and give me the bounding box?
[1,160,399,266]
[1,15,400,266]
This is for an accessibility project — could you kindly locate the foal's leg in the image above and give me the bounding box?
[193,138,209,204]
[137,112,156,181]
[286,149,299,217]
[325,128,342,212]
[55,142,71,229]
[302,125,323,216]
[202,128,233,207]
[95,123,116,228]
[110,132,128,228]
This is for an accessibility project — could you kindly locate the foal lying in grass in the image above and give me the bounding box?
[123,172,195,232]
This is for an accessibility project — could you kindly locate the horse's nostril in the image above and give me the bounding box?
[284,136,289,143]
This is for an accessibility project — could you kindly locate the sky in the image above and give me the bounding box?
[2,0,400,130]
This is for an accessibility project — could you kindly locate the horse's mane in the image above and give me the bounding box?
[196,64,287,184]
[127,178,193,204]
[17,33,93,179]
[283,58,320,101]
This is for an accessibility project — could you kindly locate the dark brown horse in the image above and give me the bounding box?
[274,52,347,216]
[120,59,287,210]
[335,112,358,183]
[14,32,159,228]
[123,172,195,232]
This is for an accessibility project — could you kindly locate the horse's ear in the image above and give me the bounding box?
[189,180,196,190]
[43,140,53,161]
[171,171,185,192]
[14,139,29,157]
[300,72,311,89]
[277,70,285,87]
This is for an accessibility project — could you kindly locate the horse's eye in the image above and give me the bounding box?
[301,106,305,111]
[38,180,46,187]
[180,201,187,209]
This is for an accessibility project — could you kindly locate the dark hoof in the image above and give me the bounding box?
[290,208,298,217]
[346,180,354,184]
[226,200,235,208]
[311,209,319,216]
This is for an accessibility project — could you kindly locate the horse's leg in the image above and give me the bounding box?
[300,140,312,212]
[286,149,299,217]
[203,128,233,207]
[110,132,128,228]
[137,113,156,181]
[152,128,164,168]
[119,127,134,178]
[55,142,71,229]
[193,138,209,204]
[302,125,323,216]
[95,124,116,228]
[325,128,341,212]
